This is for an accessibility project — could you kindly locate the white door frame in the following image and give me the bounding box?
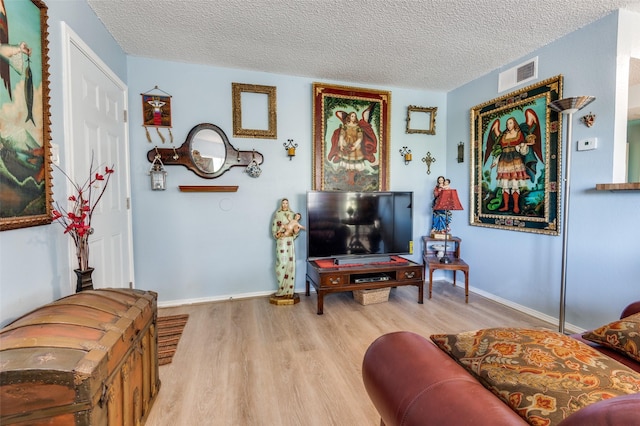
[60,22,134,290]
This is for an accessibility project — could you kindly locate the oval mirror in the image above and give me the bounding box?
[146,123,264,179]
[190,128,226,174]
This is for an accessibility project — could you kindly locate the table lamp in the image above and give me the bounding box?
[432,189,464,264]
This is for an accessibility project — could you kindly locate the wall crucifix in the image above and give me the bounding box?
[421,152,436,174]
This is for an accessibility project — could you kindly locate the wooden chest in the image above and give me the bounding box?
[0,288,160,425]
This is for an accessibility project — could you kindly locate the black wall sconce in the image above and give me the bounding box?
[284,139,298,160]
[457,142,464,163]
[399,146,412,165]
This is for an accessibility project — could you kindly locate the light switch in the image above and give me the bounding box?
[577,138,597,151]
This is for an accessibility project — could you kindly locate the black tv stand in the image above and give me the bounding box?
[305,257,424,314]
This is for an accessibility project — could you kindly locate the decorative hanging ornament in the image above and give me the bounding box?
[579,111,596,127]
[141,86,173,144]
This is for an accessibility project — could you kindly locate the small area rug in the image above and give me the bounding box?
[157,314,189,366]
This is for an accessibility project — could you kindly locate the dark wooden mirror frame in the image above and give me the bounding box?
[146,123,263,179]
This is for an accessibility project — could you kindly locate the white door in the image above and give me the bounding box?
[62,24,133,289]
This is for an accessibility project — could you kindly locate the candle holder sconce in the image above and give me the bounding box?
[284,139,298,160]
[457,142,464,163]
[399,146,412,165]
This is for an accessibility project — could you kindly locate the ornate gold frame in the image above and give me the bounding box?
[469,75,563,235]
[232,83,277,139]
[406,105,437,135]
[312,82,391,191]
[0,0,53,231]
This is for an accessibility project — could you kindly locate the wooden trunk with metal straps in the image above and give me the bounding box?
[0,288,160,425]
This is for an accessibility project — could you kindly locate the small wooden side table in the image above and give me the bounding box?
[422,236,469,303]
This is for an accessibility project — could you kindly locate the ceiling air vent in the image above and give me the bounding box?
[498,57,538,92]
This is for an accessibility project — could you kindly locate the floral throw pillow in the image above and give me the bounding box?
[431,328,640,426]
[582,313,640,362]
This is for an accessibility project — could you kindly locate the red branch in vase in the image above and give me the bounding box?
[52,156,114,271]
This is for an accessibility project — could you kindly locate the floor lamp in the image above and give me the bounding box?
[548,96,595,334]
[432,189,464,264]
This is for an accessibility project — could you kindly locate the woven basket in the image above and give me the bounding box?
[353,287,390,305]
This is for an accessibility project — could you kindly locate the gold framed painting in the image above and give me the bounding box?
[312,83,391,191]
[470,75,563,235]
[0,0,52,231]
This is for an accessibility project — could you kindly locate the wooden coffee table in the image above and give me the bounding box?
[305,257,424,314]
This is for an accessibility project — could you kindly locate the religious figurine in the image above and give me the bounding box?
[279,212,305,237]
[431,175,450,238]
[270,198,304,305]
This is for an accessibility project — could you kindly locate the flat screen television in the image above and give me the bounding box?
[306,191,413,262]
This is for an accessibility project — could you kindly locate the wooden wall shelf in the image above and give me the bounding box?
[178,185,238,192]
[595,182,640,191]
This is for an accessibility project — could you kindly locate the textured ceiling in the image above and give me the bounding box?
[87,0,640,91]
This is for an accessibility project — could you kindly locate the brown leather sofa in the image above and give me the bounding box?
[362,302,640,426]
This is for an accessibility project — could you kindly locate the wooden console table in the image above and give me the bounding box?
[305,257,424,315]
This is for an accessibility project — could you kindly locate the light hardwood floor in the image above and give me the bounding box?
[146,281,554,426]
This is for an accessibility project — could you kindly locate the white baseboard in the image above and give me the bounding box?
[159,282,586,334]
[157,290,275,308]
[467,282,584,334]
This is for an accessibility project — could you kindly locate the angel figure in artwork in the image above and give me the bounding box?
[327,103,379,186]
[271,198,302,299]
[484,109,542,214]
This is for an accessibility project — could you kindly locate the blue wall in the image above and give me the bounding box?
[0,0,126,326]
[1,3,637,331]
[447,10,640,330]
[126,57,446,304]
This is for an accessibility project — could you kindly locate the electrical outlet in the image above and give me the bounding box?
[577,137,597,151]
[50,143,60,165]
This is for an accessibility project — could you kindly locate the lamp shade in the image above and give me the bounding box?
[548,96,595,114]
[433,189,463,211]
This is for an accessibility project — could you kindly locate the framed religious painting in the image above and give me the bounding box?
[469,75,563,235]
[0,0,53,231]
[312,83,390,191]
